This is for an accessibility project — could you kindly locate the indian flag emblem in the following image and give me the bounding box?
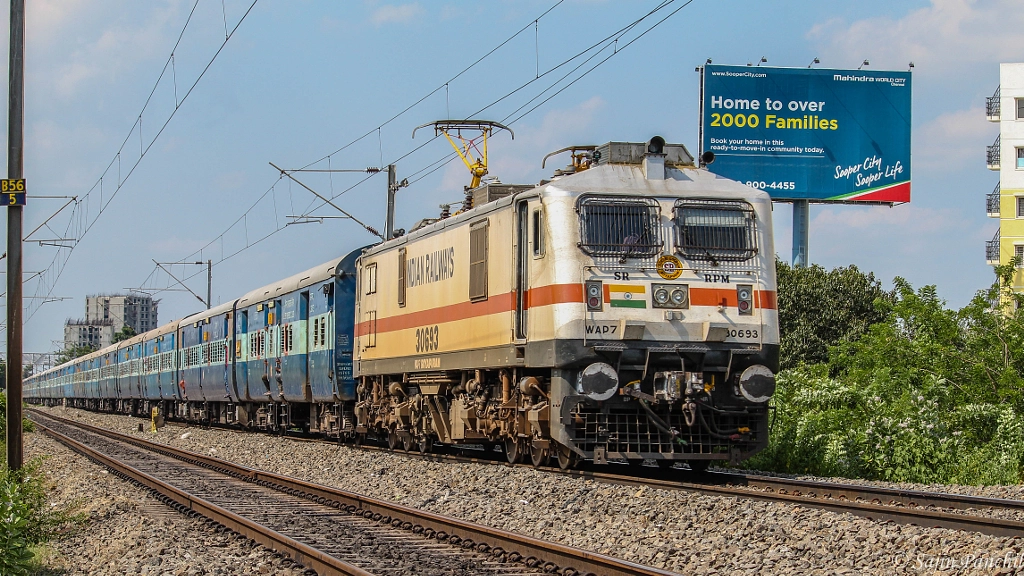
[607,284,646,308]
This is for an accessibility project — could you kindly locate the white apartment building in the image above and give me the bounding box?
[986,63,1024,294]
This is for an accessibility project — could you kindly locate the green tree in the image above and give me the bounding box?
[55,344,94,365]
[776,259,894,370]
[111,324,136,343]
[747,265,1024,485]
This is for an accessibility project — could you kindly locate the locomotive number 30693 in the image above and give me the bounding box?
[416,325,439,353]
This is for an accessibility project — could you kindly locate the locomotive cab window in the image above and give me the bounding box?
[577,196,663,258]
[469,219,489,301]
[674,199,757,262]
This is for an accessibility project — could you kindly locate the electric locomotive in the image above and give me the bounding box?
[353,134,779,469]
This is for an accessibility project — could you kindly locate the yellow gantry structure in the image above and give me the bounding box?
[414,120,513,191]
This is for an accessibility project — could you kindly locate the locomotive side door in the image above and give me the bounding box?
[515,201,529,340]
[362,263,378,351]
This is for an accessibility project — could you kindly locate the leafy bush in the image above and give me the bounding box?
[0,477,35,575]
[1,393,82,574]
[748,265,1024,485]
[0,392,35,442]
[1,460,80,576]
[776,260,894,370]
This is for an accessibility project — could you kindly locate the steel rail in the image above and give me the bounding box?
[29,410,678,576]
[32,408,1024,538]
[704,471,1024,514]
[33,416,374,576]
[285,428,1024,524]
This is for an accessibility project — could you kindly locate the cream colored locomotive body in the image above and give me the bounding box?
[355,141,779,467]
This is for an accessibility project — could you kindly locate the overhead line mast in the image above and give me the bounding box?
[6,0,25,471]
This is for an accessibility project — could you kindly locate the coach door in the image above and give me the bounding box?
[515,201,528,340]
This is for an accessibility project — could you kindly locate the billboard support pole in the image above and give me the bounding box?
[792,200,809,268]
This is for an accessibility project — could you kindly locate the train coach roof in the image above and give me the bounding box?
[143,320,179,340]
[179,301,235,328]
[236,257,344,308]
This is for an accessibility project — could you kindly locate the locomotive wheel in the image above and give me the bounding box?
[656,459,677,470]
[555,443,578,470]
[626,458,645,467]
[418,436,433,455]
[686,460,710,473]
[402,434,415,452]
[505,437,522,464]
[529,442,548,468]
[387,431,400,450]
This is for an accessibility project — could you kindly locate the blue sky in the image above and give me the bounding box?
[1,0,1021,353]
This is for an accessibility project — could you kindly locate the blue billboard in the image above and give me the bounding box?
[700,65,911,203]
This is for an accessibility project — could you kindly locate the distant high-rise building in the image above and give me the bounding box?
[63,293,159,351]
[985,63,1024,296]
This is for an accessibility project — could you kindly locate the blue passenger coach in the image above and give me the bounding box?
[25,247,361,435]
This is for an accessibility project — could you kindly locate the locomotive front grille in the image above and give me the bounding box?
[570,404,768,458]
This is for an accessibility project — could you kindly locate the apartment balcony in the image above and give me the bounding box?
[986,230,1000,265]
[987,85,1001,121]
[988,135,1001,170]
[987,182,1001,217]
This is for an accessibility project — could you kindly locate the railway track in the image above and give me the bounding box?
[28,410,677,576]
[33,407,1024,539]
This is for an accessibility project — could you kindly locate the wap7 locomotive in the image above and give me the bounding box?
[26,137,779,471]
[353,138,779,469]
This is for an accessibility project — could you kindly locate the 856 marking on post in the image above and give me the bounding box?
[1,179,25,206]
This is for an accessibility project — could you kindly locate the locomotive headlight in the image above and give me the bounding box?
[738,288,751,301]
[652,284,688,309]
[654,288,670,305]
[671,288,686,305]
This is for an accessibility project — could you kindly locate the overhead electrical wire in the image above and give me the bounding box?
[144,0,574,294]
[140,0,694,302]
[24,0,261,324]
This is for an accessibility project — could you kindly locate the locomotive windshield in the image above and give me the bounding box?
[577,196,663,258]
[673,199,757,262]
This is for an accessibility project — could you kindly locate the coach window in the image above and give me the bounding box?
[1018,197,1024,218]
[398,248,407,307]
[1017,98,1024,120]
[364,263,377,295]
[532,209,544,257]
[470,219,489,301]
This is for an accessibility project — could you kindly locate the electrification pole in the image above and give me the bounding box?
[6,0,26,471]
[385,165,396,240]
[207,260,211,310]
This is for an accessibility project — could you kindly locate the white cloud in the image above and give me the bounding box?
[914,106,995,170]
[490,95,607,181]
[45,3,185,99]
[808,0,1024,72]
[371,3,424,26]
